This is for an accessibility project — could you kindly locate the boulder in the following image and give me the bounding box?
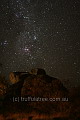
[2,69,69,116]
[9,72,30,84]
[21,73,68,114]
[30,68,46,75]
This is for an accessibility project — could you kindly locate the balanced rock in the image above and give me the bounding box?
[30,68,46,75]
[9,72,30,84]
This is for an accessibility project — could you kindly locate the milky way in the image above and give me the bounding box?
[0,0,80,87]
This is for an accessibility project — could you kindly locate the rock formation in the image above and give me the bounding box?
[9,72,30,84]
[0,68,79,120]
[30,68,46,75]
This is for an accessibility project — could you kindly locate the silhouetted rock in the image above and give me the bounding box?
[9,72,30,84]
[0,82,6,96]
[3,72,30,109]
[21,74,68,98]
[30,68,46,75]
[0,81,7,108]
[21,71,68,114]
[1,69,75,119]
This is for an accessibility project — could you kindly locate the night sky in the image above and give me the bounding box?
[0,0,80,88]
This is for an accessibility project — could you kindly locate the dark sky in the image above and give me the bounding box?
[0,0,80,88]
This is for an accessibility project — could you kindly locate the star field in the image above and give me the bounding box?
[0,0,80,88]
